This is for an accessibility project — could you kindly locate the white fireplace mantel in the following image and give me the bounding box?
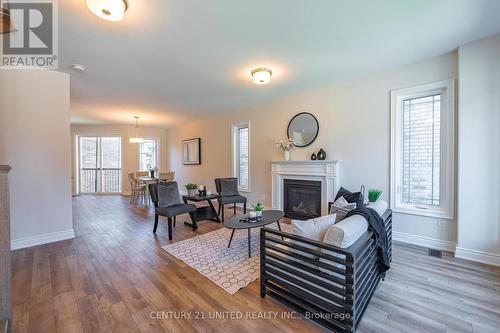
[271,160,341,216]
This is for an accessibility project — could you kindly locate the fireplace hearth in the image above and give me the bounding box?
[283,179,321,220]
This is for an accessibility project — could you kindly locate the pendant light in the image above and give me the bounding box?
[129,116,145,143]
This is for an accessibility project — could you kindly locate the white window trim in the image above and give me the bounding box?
[231,121,251,192]
[390,80,455,219]
[138,137,161,171]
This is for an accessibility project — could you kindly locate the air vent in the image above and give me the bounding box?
[428,249,442,258]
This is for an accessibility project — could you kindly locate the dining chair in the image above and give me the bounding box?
[128,173,146,204]
[135,171,149,177]
[159,171,175,182]
[149,182,197,240]
[214,178,247,221]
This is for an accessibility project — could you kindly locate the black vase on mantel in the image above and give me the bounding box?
[317,149,326,160]
[311,152,317,160]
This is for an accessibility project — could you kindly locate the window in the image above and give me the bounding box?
[391,80,455,219]
[232,122,250,191]
[139,139,158,171]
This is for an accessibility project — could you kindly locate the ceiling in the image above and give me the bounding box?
[59,0,500,128]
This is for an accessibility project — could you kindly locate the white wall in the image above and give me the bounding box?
[71,125,168,194]
[456,35,500,265]
[166,52,458,250]
[0,69,74,250]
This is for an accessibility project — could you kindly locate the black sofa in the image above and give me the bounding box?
[260,209,392,332]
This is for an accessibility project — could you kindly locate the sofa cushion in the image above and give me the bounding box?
[323,215,368,248]
[291,214,337,242]
[291,214,337,258]
[329,196,356,222]
[319,215,368,275]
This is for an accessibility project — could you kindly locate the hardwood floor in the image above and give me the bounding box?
[11,195,500,333]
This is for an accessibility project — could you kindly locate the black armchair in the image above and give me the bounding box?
[214,178,247,221]
[149,182,196,240]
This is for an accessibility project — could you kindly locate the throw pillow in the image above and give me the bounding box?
[291,214,337,242]
[334,187,364,208]
[330,196,356,222]
[291,214,337,259]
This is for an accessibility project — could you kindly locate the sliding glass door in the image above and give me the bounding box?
[78,136,122,193]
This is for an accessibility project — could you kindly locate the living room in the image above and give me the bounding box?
[1,1,500,332]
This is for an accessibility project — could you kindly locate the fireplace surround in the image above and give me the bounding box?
[271,160,341,217]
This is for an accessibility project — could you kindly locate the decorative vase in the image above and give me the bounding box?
[187,189,197,197]
[255,210,263,217]
[311,152,317,160]
[317,148,326,160]
[284,150,291,161]
[249,211,257,218]
[150,170,155,178]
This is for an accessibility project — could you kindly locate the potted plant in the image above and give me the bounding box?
[185,183,198,196]
[252,202,264,218]
[368,189,382,203]
[276,139,294,161]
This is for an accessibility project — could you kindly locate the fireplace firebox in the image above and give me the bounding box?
[283,179,321,220]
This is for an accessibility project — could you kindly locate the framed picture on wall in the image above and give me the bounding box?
[182,138,201,165]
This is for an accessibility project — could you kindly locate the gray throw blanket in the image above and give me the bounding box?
[345,207,390,273]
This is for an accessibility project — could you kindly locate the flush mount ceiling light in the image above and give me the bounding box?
[129,116,145,143]
[251,68,272,85]
[86,0,128,22]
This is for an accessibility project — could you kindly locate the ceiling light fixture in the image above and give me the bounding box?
[251,68,272,85]
[86,0,128,22]
[129,116,145,143]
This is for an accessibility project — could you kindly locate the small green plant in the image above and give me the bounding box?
[368,189,382,202]
[252,202,264,211]
[185,183,198,190]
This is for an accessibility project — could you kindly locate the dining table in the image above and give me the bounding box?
[137,176,159,205]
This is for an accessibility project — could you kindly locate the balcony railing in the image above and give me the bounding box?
[80,168,122,193]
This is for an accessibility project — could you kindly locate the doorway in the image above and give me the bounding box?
[78,136,122,194]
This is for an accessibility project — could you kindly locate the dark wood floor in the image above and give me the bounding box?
[11,195,500,333]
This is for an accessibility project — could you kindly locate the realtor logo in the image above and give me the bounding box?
[1,0,58,68]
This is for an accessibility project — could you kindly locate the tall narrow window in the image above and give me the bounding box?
[232,122,250,191]
[139,139,158,171]
[391,80,455,219]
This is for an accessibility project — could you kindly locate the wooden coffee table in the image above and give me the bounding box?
[224,210,284,257]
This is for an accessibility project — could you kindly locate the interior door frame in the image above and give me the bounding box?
[76,135,123,195]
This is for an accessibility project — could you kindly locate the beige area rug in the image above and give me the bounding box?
[162,222,293,295]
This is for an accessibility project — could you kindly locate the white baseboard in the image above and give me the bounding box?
[11,229,76,250]
[455,247,500,267]
[392,231,456,252]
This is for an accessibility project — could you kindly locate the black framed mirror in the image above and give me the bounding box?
[287,112,319,147]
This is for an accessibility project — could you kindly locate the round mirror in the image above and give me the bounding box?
[287,112,319,147]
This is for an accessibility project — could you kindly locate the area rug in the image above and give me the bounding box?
[162,222,293,295]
